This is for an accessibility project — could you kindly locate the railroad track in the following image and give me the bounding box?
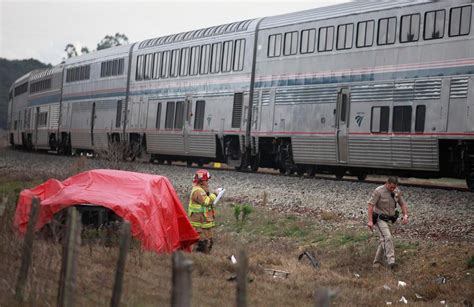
[2,147,470,192]
[150,159,470,192]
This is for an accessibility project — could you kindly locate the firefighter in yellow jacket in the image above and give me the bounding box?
[188,169,217,253]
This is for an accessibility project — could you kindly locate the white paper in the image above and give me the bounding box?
[213,188,225,205]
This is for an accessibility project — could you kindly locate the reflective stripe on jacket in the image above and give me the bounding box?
[188,186,217,228]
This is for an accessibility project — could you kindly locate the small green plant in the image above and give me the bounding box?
[232,203,254,232]
[233,203,253,222]
[468,255,474,269]
[241,204,253,222]
[233,205,242,222]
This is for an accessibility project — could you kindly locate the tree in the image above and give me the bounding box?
[64,44,78,58]
[97,33,129,51]
[80,47,90,54]
[62,33,129,60]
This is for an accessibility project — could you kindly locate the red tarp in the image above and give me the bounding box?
[14,169,199,253]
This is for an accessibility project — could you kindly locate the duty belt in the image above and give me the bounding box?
[373,211,399,224]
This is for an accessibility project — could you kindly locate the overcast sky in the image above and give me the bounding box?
[0,0,350,66]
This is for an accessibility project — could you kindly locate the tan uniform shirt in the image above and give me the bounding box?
[368,185,406,216]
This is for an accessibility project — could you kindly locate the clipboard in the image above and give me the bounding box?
[213,188,225,205]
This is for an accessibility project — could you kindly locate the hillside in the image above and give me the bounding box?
[0,58,50,129]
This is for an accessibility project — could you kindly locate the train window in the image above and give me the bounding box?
[30,78,52,94]
[268,34,282,57]
[170,49,180,78]
[152,52,162,79]
[144,53,154,80]
[371,106,389,133]
[101,62,106,77]
[318,26,334,52]
[300,28,316,54]
[190,46,200,76]
[174,101,184,129]
[233,39,246,71]
[180,48,190,77]
[377,17,397,45]
[118,58,124,75]
[222,41,233,72]
[113,59,118,75]
[400,13,420,43]
[136,55,144,80]
[161,51,170,78]
[165,101,175,129]
[424,10,445,40]
[356,20,374,48]
[415,105,426,133]
[155,103,162,129]
[231,93,243,128]
[69,67,80,82]
[200,44,211,74]
[14,82,28,96]
[336,23,354,50]
[115,100,122,128]
[38,112,48,127]
[110,61,116,76]
[210,43,222,73]
[393,106,412,132]
[449,5,471,37]
[76,67,81,81]
[283,31,298,56]
[194,100,205,130]
[101,58,125,78]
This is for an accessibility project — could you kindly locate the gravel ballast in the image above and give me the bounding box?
[1,148,472,242]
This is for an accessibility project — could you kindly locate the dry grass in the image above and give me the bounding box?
[0,170,473,307]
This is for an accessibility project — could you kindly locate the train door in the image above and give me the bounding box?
[17,110,22,145]
[129,98,142,130]
[258,89,275,132]
[183,96,192,155]
[34,107,40,147]
[336,88,350,163]
[174,99,186,155]
[91,102,96,146]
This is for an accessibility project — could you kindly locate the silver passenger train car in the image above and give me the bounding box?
[7,1,474,189]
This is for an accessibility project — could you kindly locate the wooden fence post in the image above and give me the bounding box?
[314,288,331,307]
[171,251,193,307]
[110,222,131,307]
[15,197,40,301]
[236,249,248,307]
[57,206,81,307]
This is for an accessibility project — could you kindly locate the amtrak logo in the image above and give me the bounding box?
[355,112,365,127]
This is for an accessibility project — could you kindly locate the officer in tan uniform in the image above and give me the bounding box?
[188,169,217,253]
[367,176,409,269]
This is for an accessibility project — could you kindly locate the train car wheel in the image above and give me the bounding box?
[296,167,305,176]
[467,172,474,191]
[357,173,367,181]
